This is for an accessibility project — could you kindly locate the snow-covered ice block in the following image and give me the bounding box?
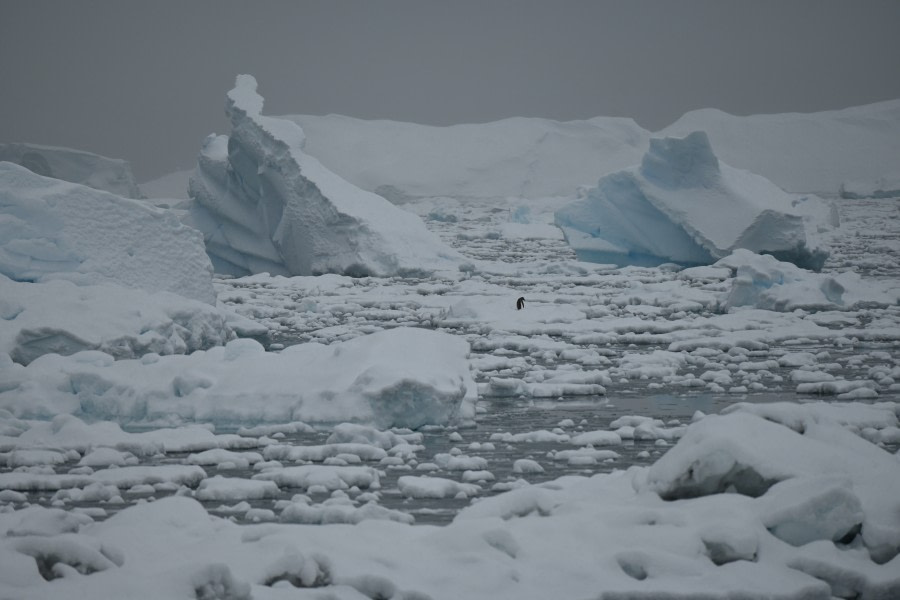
[0,327,475,429]
[188,75,462,277]
[716,249,899,311]
[279,498,413,525]
[0,162,216,304]
[194,476,279,501]
[554,131,834,270]
[758,476,864,547]
[396,475,480,499]
[0,275,248,365]
[645,409,900,562]
[0,142,143,199]
[253,465,379,492]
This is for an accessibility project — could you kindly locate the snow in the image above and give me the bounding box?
[0,142,143,199]
[0,162,216,304]
[187,75,463,277]
[659,99,900,195]
[0,327,475,428]
[555,131,836,270]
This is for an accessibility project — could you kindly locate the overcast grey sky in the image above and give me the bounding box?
[2,0,899,181]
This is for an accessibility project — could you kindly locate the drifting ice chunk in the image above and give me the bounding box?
[0,142,143,199]
[0,327,475,429]
[555,131,833,270]
[644,410,900,563]
[0,162,216,303]
[0,275,247,365]
[188,75,462,277]
[716,249,899,311]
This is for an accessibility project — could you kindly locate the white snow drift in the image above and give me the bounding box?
[555,131,835,270]
[0,142,143,199]
[0,162,216,304]
[188,75,462,277]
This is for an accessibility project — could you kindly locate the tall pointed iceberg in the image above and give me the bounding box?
[189,75,461,277]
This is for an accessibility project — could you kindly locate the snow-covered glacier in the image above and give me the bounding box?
[0,162,216,303]
[0,142,143,199]
[554,131,835,270]
[188,75,462,277]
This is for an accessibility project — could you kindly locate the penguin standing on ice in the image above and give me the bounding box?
[516,297,525,310]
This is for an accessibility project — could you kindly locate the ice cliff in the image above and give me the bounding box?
[0,142,143,199]
[0,162,216,304]
[554,131,835,270]
[188,75,462,277]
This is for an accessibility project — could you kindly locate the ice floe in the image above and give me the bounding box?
[0,327,475,428]
[0,162,216,303]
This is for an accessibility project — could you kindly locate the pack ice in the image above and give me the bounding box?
[0,142,143,199]
[0,162,216,304]
[188,75,462,277]
[555,131,835,270]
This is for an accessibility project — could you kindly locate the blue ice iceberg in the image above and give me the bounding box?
[555,131,835,270]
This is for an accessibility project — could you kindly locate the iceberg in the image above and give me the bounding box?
[286,113,650,200]
[554,131,834,270]
[0,162,216,304]
[0,142,143,199]
[713,249,899,311]
[840,173,900,199]
[659,100,900,195]
[188,75,462,277]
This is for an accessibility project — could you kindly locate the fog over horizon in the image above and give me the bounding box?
[2,0,899,181]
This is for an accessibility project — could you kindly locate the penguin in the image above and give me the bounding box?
[516,297,525,310]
